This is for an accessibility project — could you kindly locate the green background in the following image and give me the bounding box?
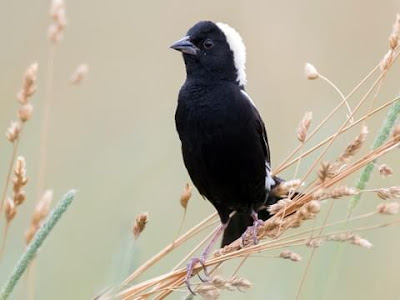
[0,0,399,299]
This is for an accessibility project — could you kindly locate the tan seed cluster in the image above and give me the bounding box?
[272,179,302,197]
[4,197,17,223]
[133,212,149,239]
[328,233,373,248]
[5,121,21,143]
[304,63,319,80]
[5,63,38,142]
[333,126,368,170]
[377,186,400,200]
[351,235,373,249]
[280,249,302,261]
[313,186,357,200]
[215,201,321,256]
[180,183,192,209]
[70,64,89,85]
[6,63,38,142]
[4,157,28,223]
[12,157,28,206]
[297,112,312,143]
[389,13,400,50]
[307,233,373,249]
[380,14,400,71]
[306,238,322,248]
[318,161,335,182]
[380,50,394,71]
[48,0,66,43]
[197,276,252,299]
[25,190,53,244]
[291,200,320,228]
[268,198,292,215]
[377,202,399,215]
[392,123,400,141]
[17,62,38,106]
[379,164,393,177]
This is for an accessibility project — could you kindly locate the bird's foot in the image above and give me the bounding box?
[241,212,264,246]
[185,223,228,294]
[185,256,209,294]
[251,219,264,244]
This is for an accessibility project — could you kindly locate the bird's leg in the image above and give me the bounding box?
[250,211,264,244]
[241,210,264,246]
[185,222,228,294]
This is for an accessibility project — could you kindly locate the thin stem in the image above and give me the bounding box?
[172,222,219,271]
[118,218,400,299]
[302,68,387,185]
[120,212,217,287]
[275,95,400,174]
[175,209,187,239]
[295,198,335,300]
[275,63,380,174]
[0,190,76,300]
[37,45,56,200]
[0,139,20,223]
[0,223,10,260]
[319,74,354,123]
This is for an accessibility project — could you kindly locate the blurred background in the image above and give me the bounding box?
[0,0,400,299]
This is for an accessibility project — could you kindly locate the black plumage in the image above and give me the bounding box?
[172,21,286,252]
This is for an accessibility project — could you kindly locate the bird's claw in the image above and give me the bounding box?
[185,256,209,295]
[241,219,264,246]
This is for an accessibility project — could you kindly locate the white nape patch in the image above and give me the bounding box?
[216,22,247,87]
[240,90,256,107]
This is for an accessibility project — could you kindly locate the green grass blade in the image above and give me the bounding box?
[0,190,76,300]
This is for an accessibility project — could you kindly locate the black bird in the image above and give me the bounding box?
[171,21,287,291]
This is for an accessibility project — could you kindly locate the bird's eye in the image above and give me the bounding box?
[203,39,214,49]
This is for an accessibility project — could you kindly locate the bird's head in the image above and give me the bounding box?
[170,21,247,88]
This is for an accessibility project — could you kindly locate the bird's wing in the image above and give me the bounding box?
[240,90,271,165]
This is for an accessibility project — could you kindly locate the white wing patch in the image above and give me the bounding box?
[265,162,275,191]
[216,22,247,87]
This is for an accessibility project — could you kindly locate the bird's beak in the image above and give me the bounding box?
[170,36,199,55]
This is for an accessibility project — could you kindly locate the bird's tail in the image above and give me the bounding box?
[221,176,300,247]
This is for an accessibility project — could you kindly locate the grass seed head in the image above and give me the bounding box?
[336,125,368,165]
[297,112,312,143]
[351,235,373,249]
[377,202,399,215]
[378,164,393,177]
[25,190,53,244]
[272,179,302,197]
[70,63,89,85]
[318,161,335,182]
[389,13,400,49]
[12,156,28,206]
[377,186,400,200]
[280,249,302,261]
[17,63,38,105]
[268,198,292,215]
[4,197,17,223]
[133,212,149,239]
[304,63,319,80]
[48,0,66,43]
[180,183,192,209]
[313,186,357,200]
[380,50,394,71]
[6,121,21,143]
[18,103,33,122]
[392,123,400,141]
